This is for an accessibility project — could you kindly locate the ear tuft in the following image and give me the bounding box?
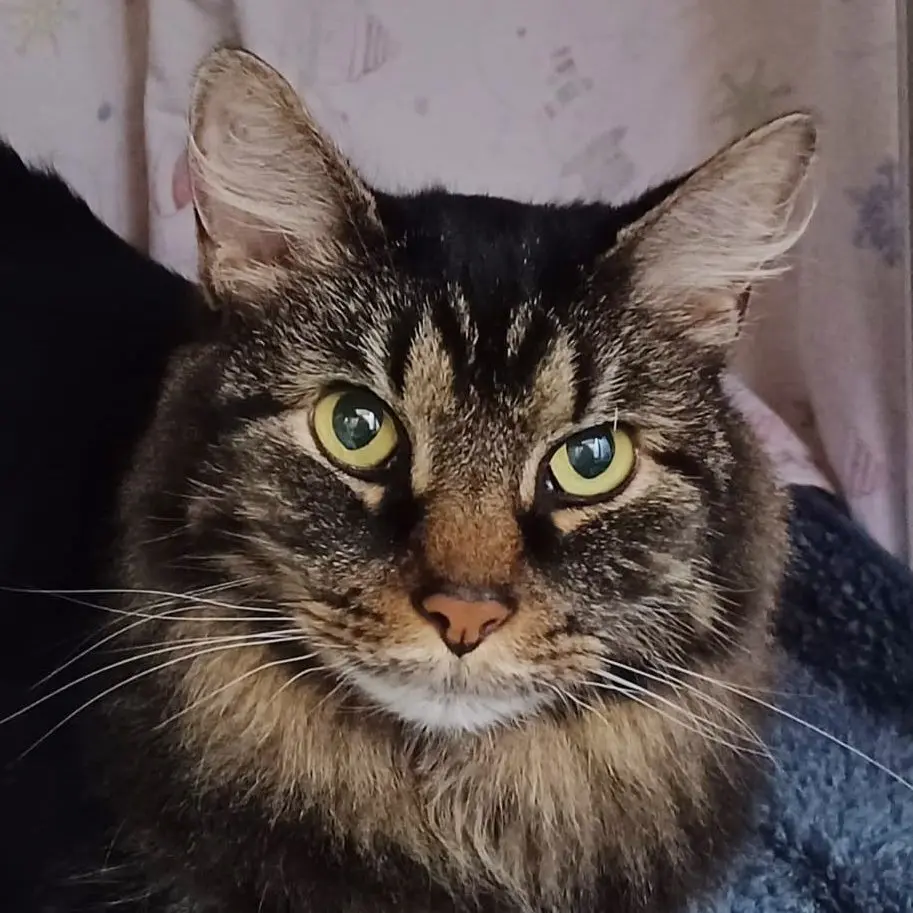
[620,113,818,351]
[187,47,378,300]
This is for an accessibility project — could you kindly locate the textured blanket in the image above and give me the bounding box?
[699,485,913,913]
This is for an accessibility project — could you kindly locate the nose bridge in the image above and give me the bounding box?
[421,484,520,587]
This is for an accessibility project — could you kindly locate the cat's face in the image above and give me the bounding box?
[125,50,813,737]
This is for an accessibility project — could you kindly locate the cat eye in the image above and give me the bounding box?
[312,388,399,473]
[545,425,636,501]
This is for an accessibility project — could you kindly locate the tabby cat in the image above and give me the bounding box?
[20,47,818,913]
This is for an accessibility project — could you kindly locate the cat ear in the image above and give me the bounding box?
[187,47,379,301]
[617,113,817,351]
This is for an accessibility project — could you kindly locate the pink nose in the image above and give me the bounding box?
[418,593,513,656]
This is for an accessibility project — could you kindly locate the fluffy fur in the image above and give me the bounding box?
[1,48,816,913]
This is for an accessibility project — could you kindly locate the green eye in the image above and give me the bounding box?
[312,389,398,471]
[547,425,636,499]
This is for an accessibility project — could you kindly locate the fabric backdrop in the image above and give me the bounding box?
[0,0,910,563]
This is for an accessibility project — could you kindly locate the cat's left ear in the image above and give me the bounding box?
[187,47,380,302]
[615,113,817,351]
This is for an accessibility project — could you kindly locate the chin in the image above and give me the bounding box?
[346,668,552,734]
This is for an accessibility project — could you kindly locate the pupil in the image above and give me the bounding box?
[332,391,383,451]
[567,432,614,479]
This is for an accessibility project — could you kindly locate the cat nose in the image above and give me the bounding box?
[418,592,514,657]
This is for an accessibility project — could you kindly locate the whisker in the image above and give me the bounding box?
[105,629,303,655]
[38,611,191,687]
[589,667,764,751]
[0,584,284,616]
[137,527,191,547]
[2,632,305,729]
[544,681,607,721]
[583,678,768,757]
[155,651,323,731]
[253,667,345,749]
[1,577,259,603]
[308,676,348,716]
[546,679,749,756]
[597,660,773,759]
[13,636,317,760]
[9,580,287,686]
[658,661,913,793]
[35,601,288,688]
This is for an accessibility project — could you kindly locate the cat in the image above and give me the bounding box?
[0,47,816,913]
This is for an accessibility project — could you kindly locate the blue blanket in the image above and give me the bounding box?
[699,486,913,913]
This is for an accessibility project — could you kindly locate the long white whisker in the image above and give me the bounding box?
[545,681,616,726]
[589,668,762,749]
[252,667,346,750]
[14,637,317,760]
[2,632,305,728]
[658,661,913,793]
[35,603,291,689]
[597,659,772,758]
[583,679,768,757]
[13,581,287,689]
[105,630,303,654]
[553,677,755,757]
[0,585,283,616]
[155,651,324,730]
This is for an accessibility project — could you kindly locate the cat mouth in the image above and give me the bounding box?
[345,668,551,734]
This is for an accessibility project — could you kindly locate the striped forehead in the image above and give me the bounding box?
[390,296,584,432]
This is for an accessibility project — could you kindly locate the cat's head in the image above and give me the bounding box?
[123,49,814,736]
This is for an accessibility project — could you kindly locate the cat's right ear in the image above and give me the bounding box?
[613,113,817,353]
[187,47,380,303]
